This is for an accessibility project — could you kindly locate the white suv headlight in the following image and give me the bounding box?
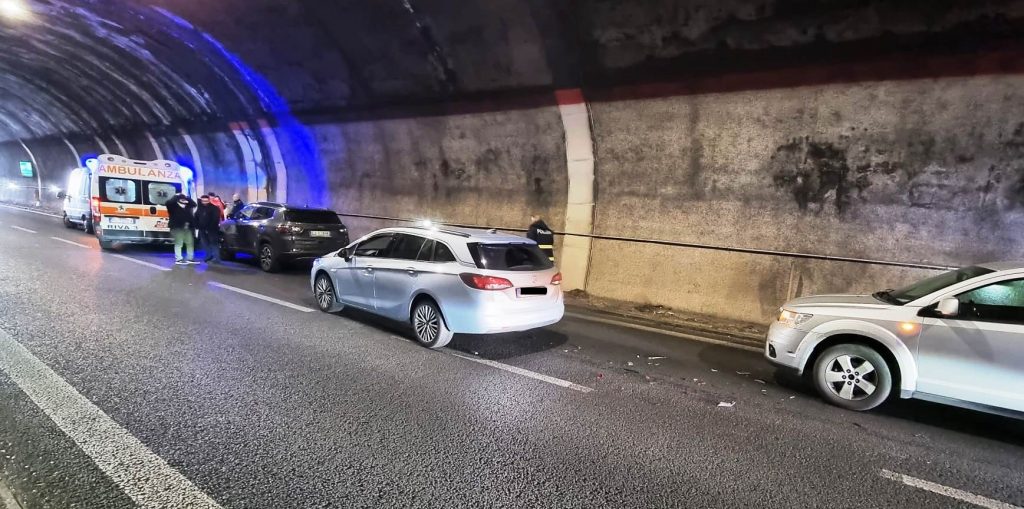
[778,308,813,328]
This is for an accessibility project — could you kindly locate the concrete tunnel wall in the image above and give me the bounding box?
[4,0,1024,324]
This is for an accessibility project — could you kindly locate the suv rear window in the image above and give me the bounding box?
[468,243,553,271]
[285,210,341,224]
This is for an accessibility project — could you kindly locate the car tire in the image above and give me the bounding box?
[411,299,454,349]
[63,214,75,229]
[313,272,343,313]
[98,238,113,250]
[259,243,280,272]
[812,344,892,412]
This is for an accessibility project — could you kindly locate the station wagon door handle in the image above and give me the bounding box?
[405,267,417,275]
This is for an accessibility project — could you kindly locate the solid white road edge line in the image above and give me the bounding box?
[50,237,91,249]
[449,352,594,393]
[0,327,222,509]
[207,282,315,313]
[10,226,36,234]
[0,203,61,218]
[111,254,172,272]
[880,469,1021,509]
[565,312,764,353]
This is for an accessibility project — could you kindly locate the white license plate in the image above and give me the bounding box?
[309,231,331,238]
[108,217,137,225]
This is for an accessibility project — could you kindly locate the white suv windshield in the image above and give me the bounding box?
[885,265,995,304]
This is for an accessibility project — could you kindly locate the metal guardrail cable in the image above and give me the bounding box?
[334,211,955,272]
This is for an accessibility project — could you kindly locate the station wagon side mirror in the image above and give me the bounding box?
[338,247,351,261]
[936,298,960,317]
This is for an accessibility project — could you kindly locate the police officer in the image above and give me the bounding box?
[526,214,555,262]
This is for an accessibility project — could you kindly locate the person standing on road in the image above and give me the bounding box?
[527,214,555,262]
[194,195,222,264]
[228,193,246,220]
[165,193,197,265]
[208,192,226,221]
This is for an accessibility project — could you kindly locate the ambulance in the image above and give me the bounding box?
[61,154,194,250]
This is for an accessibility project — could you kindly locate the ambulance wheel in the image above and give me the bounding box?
[63,214,75,229]
[85,218,94,234]
[99,239,113,250]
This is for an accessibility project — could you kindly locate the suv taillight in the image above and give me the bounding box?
[460,273,514,291]
[551,272,562,285]
[276,225,302,234]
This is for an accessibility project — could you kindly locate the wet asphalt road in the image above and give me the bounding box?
[0,204,1022,509]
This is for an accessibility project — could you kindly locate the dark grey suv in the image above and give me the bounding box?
[219,202,349,272]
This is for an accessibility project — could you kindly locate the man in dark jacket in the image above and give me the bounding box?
[227,193,245,220]
[526,214,555,262]
[194,195,222,263]
[165,193,197,265]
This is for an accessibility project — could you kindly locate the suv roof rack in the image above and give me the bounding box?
[407,225,472,238]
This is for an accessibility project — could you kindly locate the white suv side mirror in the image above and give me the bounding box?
[936,298,960,317]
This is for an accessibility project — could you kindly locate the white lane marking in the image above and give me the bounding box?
[449,352,594,393]
[0,476,20,509]
[880,469,1022,509]
[50,237,91,249]
[565,312,763,353]
[0,203,61,218]
[0,328,222,508]
[10,226,36,234]
[207,282,315,313]
[111,254,171,272]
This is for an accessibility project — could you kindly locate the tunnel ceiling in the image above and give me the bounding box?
[2,0,1024,142]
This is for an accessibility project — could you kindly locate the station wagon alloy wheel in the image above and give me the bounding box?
[314,274,335,312]
[411,300,454,349]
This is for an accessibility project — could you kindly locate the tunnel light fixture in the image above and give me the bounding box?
[0,0,31,21]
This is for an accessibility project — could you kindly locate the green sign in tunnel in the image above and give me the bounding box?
[19,161,32,177]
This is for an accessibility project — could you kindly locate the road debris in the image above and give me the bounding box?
[710,369,718,372]
[647,355,667,360]
[754,379,766,384]
[736,371,750,376]
[627,361,634,366]
[717,401,735,408]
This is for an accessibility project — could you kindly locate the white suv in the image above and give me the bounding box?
[766,262,1024,416]
[310,226,564,348]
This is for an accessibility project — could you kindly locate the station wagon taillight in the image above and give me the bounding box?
[551,272,562,285]
[460,273,514,291]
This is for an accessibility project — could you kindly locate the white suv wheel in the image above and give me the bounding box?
[813,344,892,411]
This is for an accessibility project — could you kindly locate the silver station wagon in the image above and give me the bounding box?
[310,225,564,348]
[766,262,1024,417]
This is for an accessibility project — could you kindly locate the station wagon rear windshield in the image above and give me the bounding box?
[882,265,995,304]
[285,210,341,224]
[468,242,553,271]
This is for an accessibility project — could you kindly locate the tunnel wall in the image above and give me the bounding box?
[586,73,1024,322]
[3,72,1024,324]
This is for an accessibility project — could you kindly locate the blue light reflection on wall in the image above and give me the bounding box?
[153,7,329,207]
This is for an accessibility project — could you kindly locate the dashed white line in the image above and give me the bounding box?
[449,352,594,393]
[50,237,91,249]
[10,226,36,234]
[565,312,764,353]
[0,327,222,508]
[880,469,1021,509]
[207,281,315,313]
[111,254,172,272]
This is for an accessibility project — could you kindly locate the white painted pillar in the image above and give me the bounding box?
[258,119,288,203]
[555,88,596,292]
[61,136,80,164]
[230,122,260,203]
[144,131,164,160]
[178,128,205,196]
[93,136,110,154]
[16,139,42,206]
[111,135,128,158]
